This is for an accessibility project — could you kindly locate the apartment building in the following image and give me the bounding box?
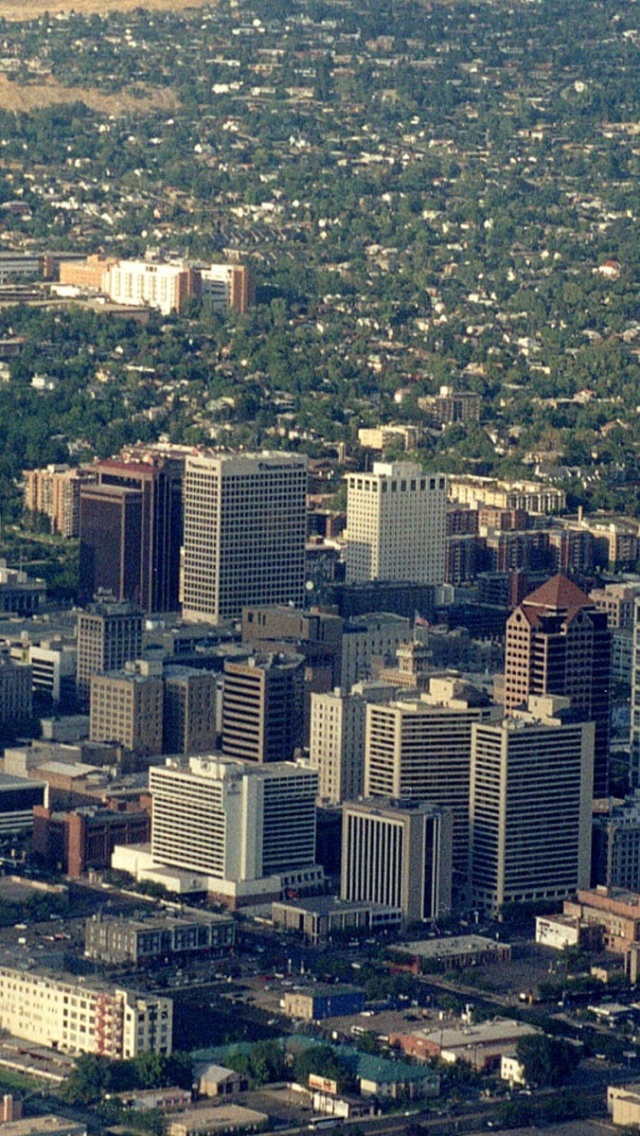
[0,968,172,1058]
[23,464,96,537]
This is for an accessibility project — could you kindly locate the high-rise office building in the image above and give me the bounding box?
[341,612,411,691]
[504,574,611,797]
[629,595,640,788]
[242,604,344,743]
[79,483,143,607]
[163,666,217,755]
[149,755,321,905]
[0,652,32,730]
[341,798,453,923]
[182,452,308,625]
[89,660,164,759]
[469,696,594,916]
[222,654,304,764]
[364,675,496,886]
[309,683,395,805]
[344,461,447,585]
[79,457,182,612]
[76,602,143,705]
[592,792,640,891]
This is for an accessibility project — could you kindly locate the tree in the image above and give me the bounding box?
[515,1034,580,1088]
[61,1054,115,1104]
[293,1045,355,1092]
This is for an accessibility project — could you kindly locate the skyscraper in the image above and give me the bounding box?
[222,654,305,764]
[76,602,143,705]
[163,667,217,756]
[344,461,447,585]
[182,452,308,625]
[628,595,640,788]
[341,798,453,923]
[364,675,496,887]
[79,483,143,607]
[504,574,611,797]
[79,457,182,612]
[149,755,321,905]
[89,660,164,759]
[469,696,594,916]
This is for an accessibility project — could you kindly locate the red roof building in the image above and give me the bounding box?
[504,574,611,796]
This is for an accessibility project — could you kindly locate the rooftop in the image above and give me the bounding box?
[522,573,592,615]
[392,934,510,959]
[0,1120,85,1136]
[401,1018,538,1050]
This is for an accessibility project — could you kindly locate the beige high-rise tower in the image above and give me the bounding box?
[469,696,594,916]
[364,675,496,887]
[182,452,308,625]
[344,462,447,585]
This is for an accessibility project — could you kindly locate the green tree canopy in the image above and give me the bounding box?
[515,1034,580,1088]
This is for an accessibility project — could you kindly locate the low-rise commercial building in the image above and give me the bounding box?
[114,1087,192,1112]
[282,985,366,1021]
[0,773,48,835]
[195,1064,249,1098]
[271,896,401,944]
[0,563,46,615]
[349,1053,439,1100]
[167,1106,267,1136]
[84,910,235,964]
[608,1082,640,1127]
[535,913,603,952]
[565,887,640,953]
[33,804,150,878]
[391,935,512,973]
[389,1018,539,1072]
[310,1092,376,1120]
[0,1120,86,1136]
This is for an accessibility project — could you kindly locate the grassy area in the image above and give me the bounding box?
[0,1068,45,1094]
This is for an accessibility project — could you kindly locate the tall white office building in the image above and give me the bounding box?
[182,452,308,624]
[148,755,321,905]
[344,461,447,585]
[469,696,594,916]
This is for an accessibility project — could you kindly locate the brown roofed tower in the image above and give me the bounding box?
[504,574,611,797]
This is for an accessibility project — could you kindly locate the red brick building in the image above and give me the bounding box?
[33,803,150,877]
